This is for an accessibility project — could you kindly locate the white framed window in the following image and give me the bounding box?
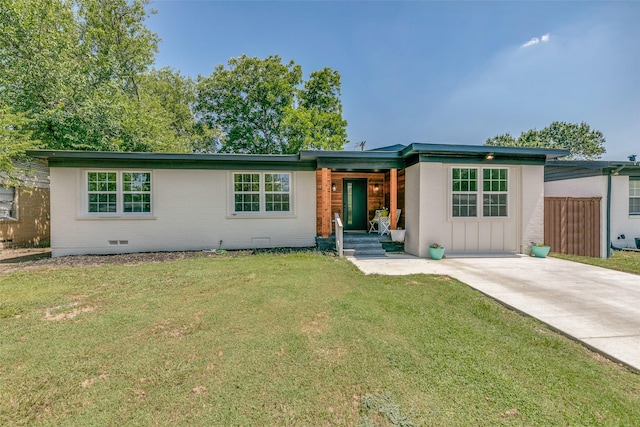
[86,171,152,215]
[482,168,508,217]
[0,186,17,220]
[122,172,152,213]
[233,172,292,214]
[451,167,508,218]
[630,179,640,215]
[452,168,478,217]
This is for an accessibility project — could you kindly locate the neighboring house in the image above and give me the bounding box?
[0,160,50,248]
[27,144,567,257]
[545,160,640,258]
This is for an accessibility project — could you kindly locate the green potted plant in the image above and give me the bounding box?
[380,207,389,217]
[530,242,551,258]
[429,243,445,260]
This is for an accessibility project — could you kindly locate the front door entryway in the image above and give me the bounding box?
[343,179,368,231]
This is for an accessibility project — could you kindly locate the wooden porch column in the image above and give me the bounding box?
[319,168,332,238]
[390,168,398,230]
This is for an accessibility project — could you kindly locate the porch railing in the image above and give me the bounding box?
[334,212,343,257]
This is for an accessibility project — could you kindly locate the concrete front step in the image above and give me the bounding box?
[316,233,402,256]
[343,234,386,256]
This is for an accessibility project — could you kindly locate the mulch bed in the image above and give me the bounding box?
[0,247,331,276]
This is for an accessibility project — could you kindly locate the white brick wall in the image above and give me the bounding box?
[50,168,317,257]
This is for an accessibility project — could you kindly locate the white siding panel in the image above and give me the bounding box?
[50,168,316,257]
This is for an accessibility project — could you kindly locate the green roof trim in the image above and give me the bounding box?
[27,143,569,171]
[27,150,316,171]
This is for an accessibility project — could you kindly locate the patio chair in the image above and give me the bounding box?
[368,210,382,233]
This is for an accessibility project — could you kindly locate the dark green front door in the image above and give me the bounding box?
[343,179,368,231]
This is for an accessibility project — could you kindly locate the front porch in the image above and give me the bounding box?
[315,169,405,238]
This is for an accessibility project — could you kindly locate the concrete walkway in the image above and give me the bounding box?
[348,253,640,372]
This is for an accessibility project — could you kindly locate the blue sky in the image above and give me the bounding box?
[147,1,640,160]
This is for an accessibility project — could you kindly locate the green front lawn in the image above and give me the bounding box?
[1,253,639,426]
[553,250,640,275]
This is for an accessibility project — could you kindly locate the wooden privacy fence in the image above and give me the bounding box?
[544,197,601,257]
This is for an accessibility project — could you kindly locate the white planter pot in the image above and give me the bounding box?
[390,229,406,242]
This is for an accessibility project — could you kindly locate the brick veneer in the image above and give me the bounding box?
[0,187,50,246]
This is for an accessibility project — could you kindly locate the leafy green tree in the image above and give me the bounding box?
[139,68,218,153]
[486,121,606,160]
[0,104,39,184]
[196,55,348,154]
[0,0,193,154]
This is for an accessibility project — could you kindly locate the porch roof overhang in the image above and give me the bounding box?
[299,150,404,170]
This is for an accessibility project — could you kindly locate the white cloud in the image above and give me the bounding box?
[521,33,550,48]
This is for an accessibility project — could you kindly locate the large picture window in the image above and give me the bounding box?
[86,171,151,215]
[233,172,291,214]
[630,179,640,215]
[451,167,508,218]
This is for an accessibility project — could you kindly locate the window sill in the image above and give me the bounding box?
[0,217,19,222]
[228,212,295,219]
[77,214,156,221]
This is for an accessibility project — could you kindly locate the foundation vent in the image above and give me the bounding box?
[108,240,129,245]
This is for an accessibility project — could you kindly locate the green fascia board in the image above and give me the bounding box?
[409,154,547,167]
[315,158,405,170]
[402,143,570,161]
[27,150,316,171]
[28,143,572,172]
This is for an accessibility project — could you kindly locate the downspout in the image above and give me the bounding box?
[607,165,626,258]
[607,173,612,258]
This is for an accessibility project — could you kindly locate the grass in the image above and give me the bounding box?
[1,252,639,426]
[552,250,640,275]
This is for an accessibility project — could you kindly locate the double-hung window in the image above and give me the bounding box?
[483,169,508,217]
[630,179,640,215]
[451,167,508,218]
[233,172,291,214]
[87,171,152,215]
[0,187,16,220]
[452,168,478,217]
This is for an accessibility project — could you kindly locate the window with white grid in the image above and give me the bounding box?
[630,179,640,215]
[452,168,478,217]
[233,172,292,214]
[483,168,508,217]
[451,167,509,218]
[86,171,152,215]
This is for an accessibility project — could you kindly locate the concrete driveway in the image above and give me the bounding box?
[349,253,640,372]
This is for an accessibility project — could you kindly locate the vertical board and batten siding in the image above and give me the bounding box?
[544,197,601,257]
[50,168,317,257]
[404,163,542,256]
